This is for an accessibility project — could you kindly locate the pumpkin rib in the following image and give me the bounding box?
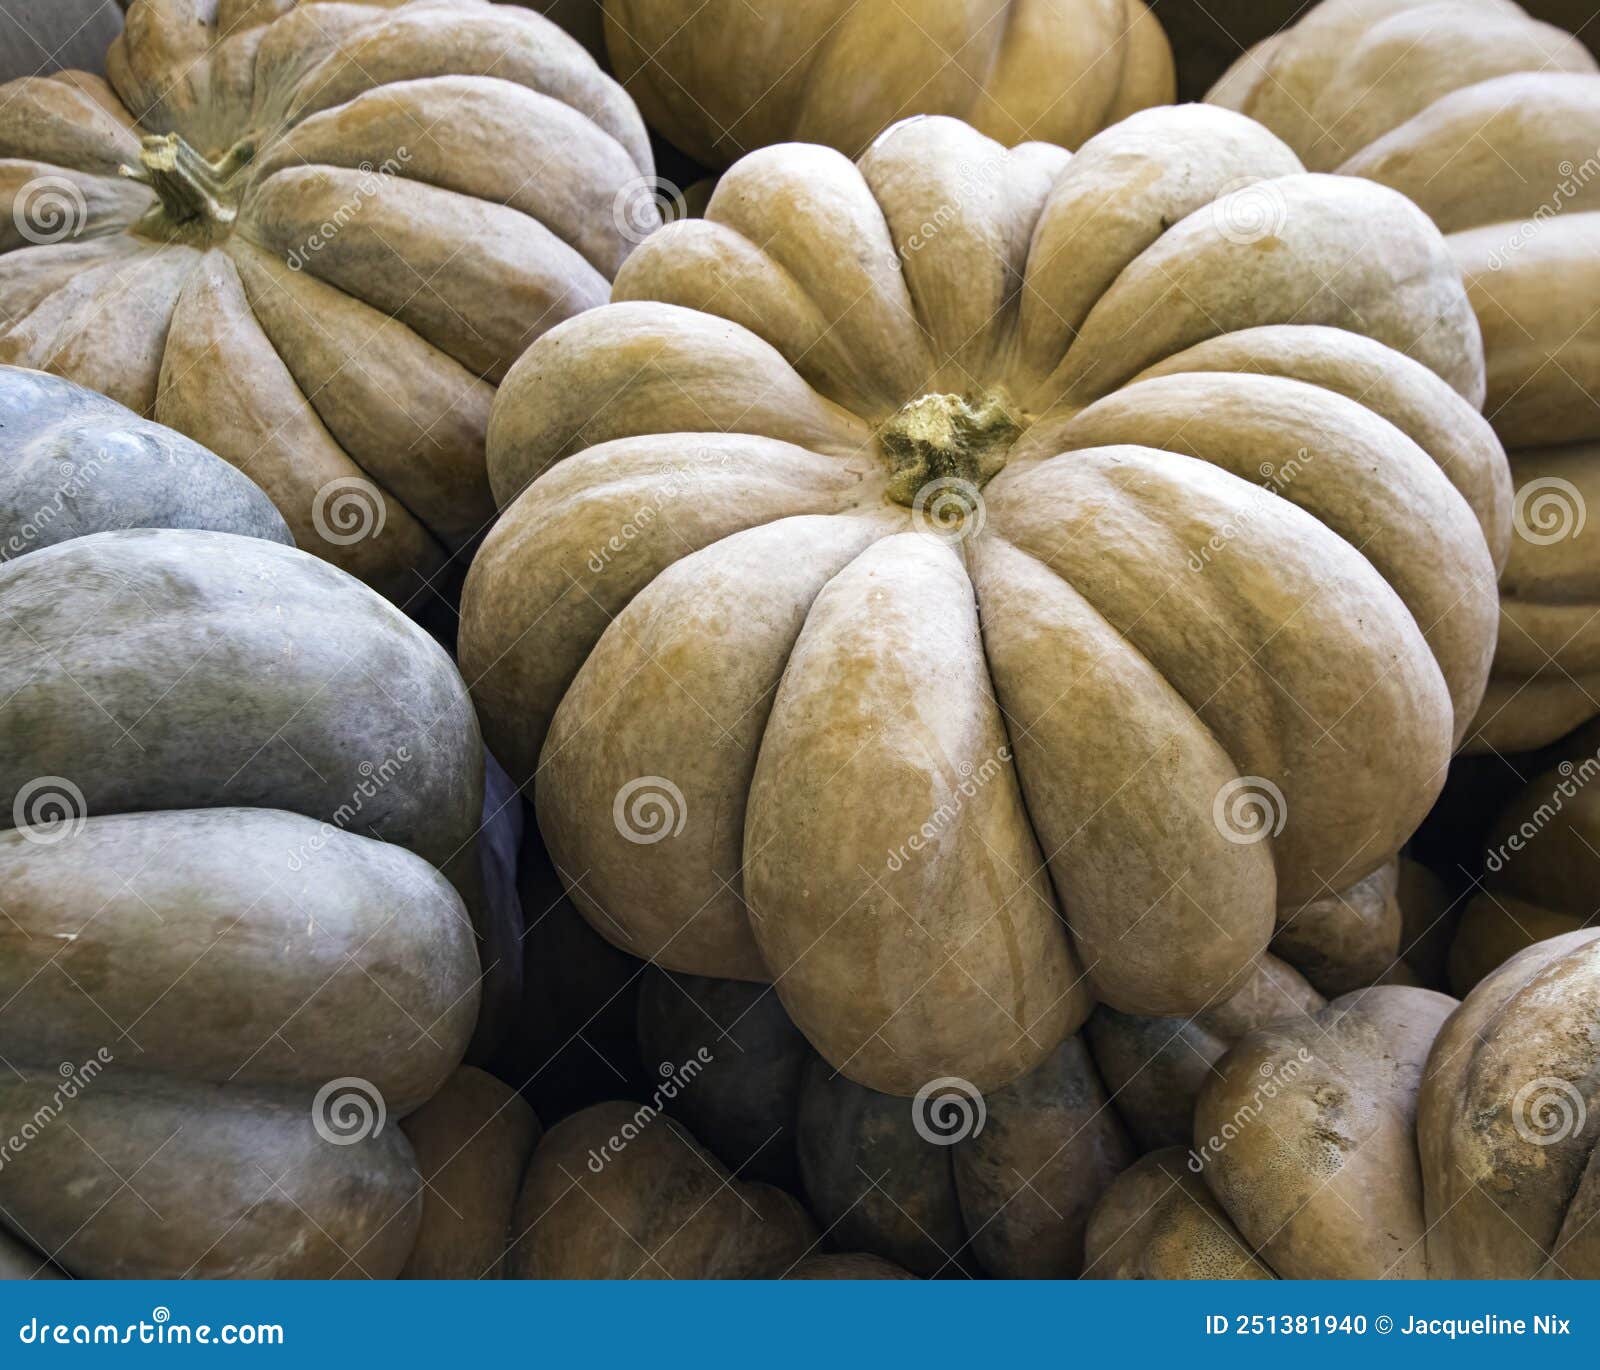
[0,240,199,416]
[155,248,450,601]
[988,446,1454,905]
[971,532,1275,1017]
[1046,370,1501,747]
[228,237,494,552]
[250,74,647,279]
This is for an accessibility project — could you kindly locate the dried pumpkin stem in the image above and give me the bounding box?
[119,133,247,243]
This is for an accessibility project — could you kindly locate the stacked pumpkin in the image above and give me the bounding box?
[4,0,1598,1285]
[1207,0,1600,753]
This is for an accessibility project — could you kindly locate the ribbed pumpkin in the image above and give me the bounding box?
[462,105,1507,1099]
[1208,0,1600,752]
[602,0,1175,168]
[0,0,656,608]
[0,528,485,1276]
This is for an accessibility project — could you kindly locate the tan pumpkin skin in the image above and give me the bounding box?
[1273,861,1408,997]
[462,106,1504,1098]
[1197,987,1458,1279]
[783,1253,915,1280]
[602,0,1174,168]
[400,1068,542,1280]
[1092,985,1460,1280]
[507,1102,817,1279]
[1083,1148,1272,1280]
[0,0,655,607]
[1421,929,1600,1277]
[1208,0,1600,751]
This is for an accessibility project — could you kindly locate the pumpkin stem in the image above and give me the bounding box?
[879,392,1021,508]
[119,133,244,243]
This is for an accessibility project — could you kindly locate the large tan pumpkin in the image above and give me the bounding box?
[0,0,656,608]
[1207,0,1600,752]
[602,0,1174,168]
[462,106,1507,1099]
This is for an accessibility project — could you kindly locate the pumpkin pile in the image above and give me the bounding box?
[0,0,1595,1285]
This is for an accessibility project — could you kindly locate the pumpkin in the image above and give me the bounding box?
[1086,953,1325,1152]
[461,105,1507,1099]
[636,968,810,1189]
[507,1101,816,1278]
[1271,860,1416,995]
[1089,940,1600,1278]
[0,527,487,1276]
[801,1038,1134,1279]
[400,1067,542,1279]
[783,1253,914,1280]
[1207,0,1600,753]
[1447,719,1600,991]
[0,361,289,556]
[0,0,657,610]
[1421,928,1600,1277]
[1089,984,1458,1278]
[601,0,1175,169]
